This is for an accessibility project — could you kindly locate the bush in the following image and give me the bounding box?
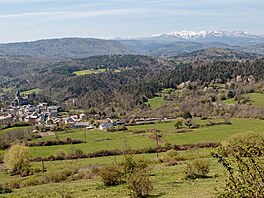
[22,177,43,187]
[43,169,77,183]
[126,169,153,198]
[98,164,123,186]
[123,156,153,197]
[174,120,183,129]
[55,150,67,160]
[212,133,264,197]
[222,133,264,156]
[4,144,31,176]
[185,159,209,179]
[122,155,149,175]
[162,149,179,166]
[0,184,12,194]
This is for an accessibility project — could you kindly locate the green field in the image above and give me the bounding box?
[0,126,31,136]
[0,150,225,198]
[73,69,121,76]
[0,118,263,197]
[21,88,42,95]
[145,96,165,108]
[222,92,264,107]
[73,69,107,75]
[222,98,236,104]
[1,118,261,158]
[244,93,264,107]
[28,129,156,158]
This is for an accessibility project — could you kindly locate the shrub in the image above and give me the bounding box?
[174,120,183,129]
[22,177,43,187]
[182,111,192,119]
[122,155,149,175]
[43,169,77,183]
[55,150,67,160]
[213,133,264,198]
[98,164,123,186]
[4,144,31,176]
[123,156,153,197]
[162,149,179,166]
[185,159,209,179]
[126,169,153,198]
[222,133,264,156]
[0,184,12,194]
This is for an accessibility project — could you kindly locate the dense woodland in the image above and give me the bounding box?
[0,50,264,118]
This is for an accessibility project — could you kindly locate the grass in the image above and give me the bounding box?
[0,150,226,198]
[28,129,156,158]
[127,118,264,145]
[73,69,121,76]
[20,88,42,95]
[244,93,264,107]
[22,118,264,158]
[73,68,107,75]
[145,96,165,108]
[0,126,31,136]
[222,92,264,107]
[0,118,263,197]
[222,98,236,104]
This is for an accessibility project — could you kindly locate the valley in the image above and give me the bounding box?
[0,31,263,198]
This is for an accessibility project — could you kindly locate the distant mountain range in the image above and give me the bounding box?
[0,38,135,58]
[0,31,263,58]
[151,31,264,45]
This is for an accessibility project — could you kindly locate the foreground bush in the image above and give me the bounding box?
[123,156,153,198]
[126,169,153,198]
[222,133,264,156]
[98,156,153,197]
[4,144,31,176]
[185,159,209,179]
[99,165,123,186]
[213,133,264,198]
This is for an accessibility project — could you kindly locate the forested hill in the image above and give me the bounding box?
[27,55,264,110]
[0,38,135,58]
[174,48,260,61]
[0,53,263,111]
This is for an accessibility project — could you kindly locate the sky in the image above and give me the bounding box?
[0,0,263,42]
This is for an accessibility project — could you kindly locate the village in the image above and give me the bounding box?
[0,91,167,133]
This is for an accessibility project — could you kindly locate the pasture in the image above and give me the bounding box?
[244,93,264,107]
[20,88,42,95]
[73,69,121,76]
[0,118,263,197]
[145,96,165,108]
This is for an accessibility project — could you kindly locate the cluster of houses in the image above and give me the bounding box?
[0,91,126,131]
[1,91,171,132]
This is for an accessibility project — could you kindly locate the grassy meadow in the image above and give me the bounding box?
[0,150,225,198]
[145,96,165,108]
[243,93,264,107]
[20,88,42,95]
[222,92,264,107]
[73,69,121,76]
[0,118,263,197]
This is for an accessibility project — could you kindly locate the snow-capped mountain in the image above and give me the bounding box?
[153,31,261,39]
[117,30,264,56]
[151,31,264,45]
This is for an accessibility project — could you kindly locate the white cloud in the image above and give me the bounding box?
[0,8,158,20]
